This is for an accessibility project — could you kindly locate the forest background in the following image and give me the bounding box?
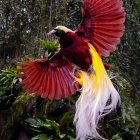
[0,0,140,140]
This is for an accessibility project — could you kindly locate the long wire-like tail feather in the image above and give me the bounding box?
[74,44,120,140]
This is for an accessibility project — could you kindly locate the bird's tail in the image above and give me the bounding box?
[74,44,120,140]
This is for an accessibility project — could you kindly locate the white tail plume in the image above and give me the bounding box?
[74,44,120,140]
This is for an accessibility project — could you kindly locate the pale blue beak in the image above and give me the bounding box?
[47,29,56,36]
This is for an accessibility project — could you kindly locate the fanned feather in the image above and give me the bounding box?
[76,0,126,56]
[18,52,80,99]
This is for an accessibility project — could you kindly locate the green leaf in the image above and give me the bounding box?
[111,134,123,140]
[31,134,52,140]
[39,39,60,53]
[67,135,75,140]
[59,134,66,139]
[13,77,18,84]
[25,117,66,138]
[0,76,8,82]
[60,111,74,125]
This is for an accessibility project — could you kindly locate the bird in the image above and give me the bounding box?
[18,0,125,139]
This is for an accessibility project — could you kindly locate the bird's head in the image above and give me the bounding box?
[48,26,73,37]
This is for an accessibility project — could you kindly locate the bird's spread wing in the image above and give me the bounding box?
[75,0,126,57]
[17,52,79,99]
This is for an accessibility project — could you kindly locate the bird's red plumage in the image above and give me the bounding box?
[18,0,126,100]
[76,0,126,56]
[18,53,80,99]
[60,32,92,71]
[18,32,92,99]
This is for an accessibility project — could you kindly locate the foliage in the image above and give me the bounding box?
[0,66,21,110]
[0,66,21,92]
[39,39,59,53]
[23,100,76,140]
[31,134,51,140]
[112,134,123,140]
[0,0,81,68]
[109,0,140,103]
[39,39,60,58]
[25,118,65,139]
[121,100,140,139]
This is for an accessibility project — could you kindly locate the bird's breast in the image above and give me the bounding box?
[60,32,92,71]
[64,43,92,71]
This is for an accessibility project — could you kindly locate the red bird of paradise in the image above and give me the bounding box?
[18,0,125,139]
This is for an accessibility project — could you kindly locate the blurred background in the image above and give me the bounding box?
[0,0,140,140]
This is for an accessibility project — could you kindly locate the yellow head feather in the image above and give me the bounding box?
[55,26,73,33]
